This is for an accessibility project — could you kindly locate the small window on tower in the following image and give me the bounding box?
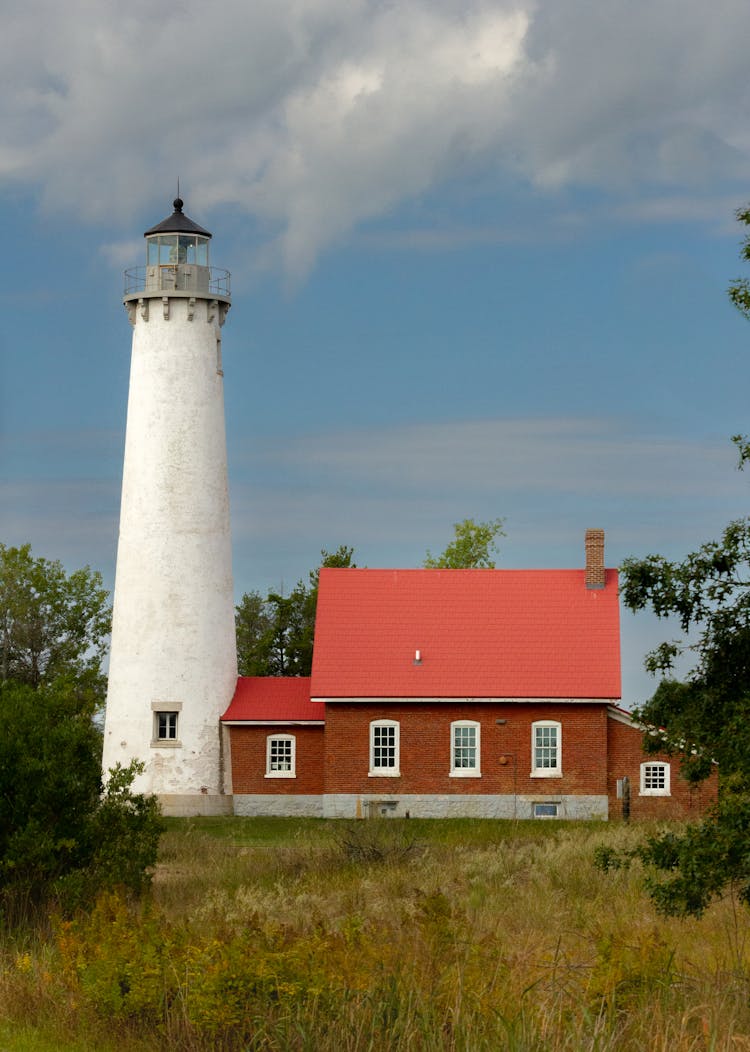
[152,709,181,747]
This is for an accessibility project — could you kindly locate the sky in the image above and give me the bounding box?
[2,0,750,709]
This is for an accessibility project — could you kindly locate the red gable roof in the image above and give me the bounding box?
[222,677,322,722]
[310,568,620,700]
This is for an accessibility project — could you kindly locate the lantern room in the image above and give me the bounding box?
[143,197,210,295]
[123,197,229,301]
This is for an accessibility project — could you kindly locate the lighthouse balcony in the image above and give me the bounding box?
[124,265,231,300]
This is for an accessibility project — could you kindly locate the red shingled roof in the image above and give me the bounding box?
[310,568,620,700]
[222,677,322,722]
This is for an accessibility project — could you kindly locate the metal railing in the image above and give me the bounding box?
[124,265,231,298]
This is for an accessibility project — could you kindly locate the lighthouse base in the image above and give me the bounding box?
[158,793,235,818]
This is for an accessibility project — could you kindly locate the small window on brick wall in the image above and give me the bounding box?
[369,720,400,777]
[266,735,296,778]
[531,720,562,777]
[640,761,670,796]
[450,721,481,777]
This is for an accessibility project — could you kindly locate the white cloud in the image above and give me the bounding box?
[2,1,749,274]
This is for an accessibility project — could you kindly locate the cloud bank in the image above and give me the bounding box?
[2,0,749,273]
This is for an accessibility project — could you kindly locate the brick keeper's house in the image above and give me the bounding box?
[222,530,717,820]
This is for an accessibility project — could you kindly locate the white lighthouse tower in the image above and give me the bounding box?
[102,198,237,816]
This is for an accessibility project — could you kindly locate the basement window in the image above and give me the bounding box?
[640,761,670,796]
[533,802,559,819]
[266,735,296,778]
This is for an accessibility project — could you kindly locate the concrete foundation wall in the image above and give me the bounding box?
[230,793,607,819]
[322,794,607,819]
[232,795,325,818]
[159,793,235,818]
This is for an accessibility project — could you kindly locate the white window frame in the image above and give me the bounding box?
[369,720,400,777]
[640,761,670,796]
[533,802,560,819]
[531,720,562,777]
[265,734,296,779]
[450,720,481,777]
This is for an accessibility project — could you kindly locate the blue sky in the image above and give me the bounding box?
[2,0,750,707]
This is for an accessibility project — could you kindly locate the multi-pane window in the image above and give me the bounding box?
[151,703,181,747]
[640,761,670,796]
[155,711,178,741]
[531,721,562,777]
[370,721,400,776]
[450,721,481,776]
[266,735,295,778]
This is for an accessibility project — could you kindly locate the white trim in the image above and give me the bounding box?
[265,734,296,779]
[606,706,641,728]
[450,720,481,777]
[531,720,562,778]
[222,720,325,726]
[314,696,618,705]
[369,719,400,777]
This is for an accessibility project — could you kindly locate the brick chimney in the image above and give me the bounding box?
[585,528,606,589]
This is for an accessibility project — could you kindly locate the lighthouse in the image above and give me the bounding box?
[102,199,237,816]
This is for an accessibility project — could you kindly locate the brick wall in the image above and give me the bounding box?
[323,702,610,796]
[229,725,325,794]
[228,708,718,820]
[606,713,718,819]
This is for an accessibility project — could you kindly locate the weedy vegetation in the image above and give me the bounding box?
[1,817,750,1050]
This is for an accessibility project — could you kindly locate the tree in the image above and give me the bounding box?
[235,590,273,676]
[728,203,750,319]
[599,206,750,915]
[0,678,163,922]
[236,546,356,677]
[423,518,505,569]
[0,545,161,920]
[605,486,750,915]
[0,543,110,699]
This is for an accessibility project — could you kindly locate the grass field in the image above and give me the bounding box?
[1,817,749,1050]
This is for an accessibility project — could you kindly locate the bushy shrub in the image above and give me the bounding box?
[332,820,423,865]
[0,680,163,922]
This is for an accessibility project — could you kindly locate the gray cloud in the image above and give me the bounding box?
[2,2,749,273]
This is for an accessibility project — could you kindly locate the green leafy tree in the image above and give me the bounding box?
[0,545,161,920]
[0,679,162,921]
[235,590,273,676]
[611,487,750,915]
[424,518,505,569]
[728,203,750,319]
[236,546,356,677]
[0,543,110,698]
[600,206,750,915]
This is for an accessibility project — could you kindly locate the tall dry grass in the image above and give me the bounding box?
[0,818,749,1050]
